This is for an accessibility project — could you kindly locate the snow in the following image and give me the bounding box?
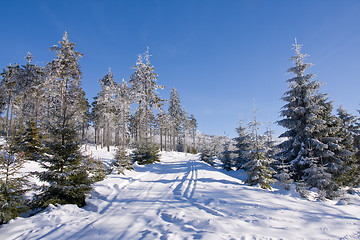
[1,146,360,239]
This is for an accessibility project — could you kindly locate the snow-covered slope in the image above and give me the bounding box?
[1,148,360,240]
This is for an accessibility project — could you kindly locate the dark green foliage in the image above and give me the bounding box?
[36,123,92,208]
[233,121,250,170]
[275,161,293,191]
[86,157,107,182]
[133,141,161,165]
[0,143,29,224]
[113,148,134,174]
[186,147,197,154]
[14,119,45,162]
[221,142,233,171]
[200,148,214,166]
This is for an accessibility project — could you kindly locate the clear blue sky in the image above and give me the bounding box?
[1,0,360,138]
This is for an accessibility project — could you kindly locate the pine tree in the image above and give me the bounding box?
[96,69,118,151]
[36,121,92,208]
[132,141,161,165]
[334,106,359,187]
[168,88,184,150]
[129,48,164,143]
[275,160,293,191]
[233,120,250,170]
[0,141,29,224]
[14,119,45,162]
[243,109,276,190]
[114,80,132,148]
[35,32,92,208]
[113,148,133,174]
[276,40,351,199]
[1,63,21,137]
[45,31,87,134]
[277,40,332,180]
[221,141,233,171]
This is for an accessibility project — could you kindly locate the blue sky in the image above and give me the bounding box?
[1,1,360,138]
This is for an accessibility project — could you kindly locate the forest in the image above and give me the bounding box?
[0,32,359,225]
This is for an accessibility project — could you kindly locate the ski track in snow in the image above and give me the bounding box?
[1,148,360,240]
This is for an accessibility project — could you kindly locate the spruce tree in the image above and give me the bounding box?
[233,120,250,170]
[243,110,275,190]
[35,32,92,208]
[221,141,233,171]
[36,120,92,207]
[277,40,345,198]
[0,141,29,224]
[129,48,164,142]
[14,119,45,162]
[132,141,160,165]
[113,148,133,174]
[168,88,184,150]
[277,41,330,179]
[334,107,359,187]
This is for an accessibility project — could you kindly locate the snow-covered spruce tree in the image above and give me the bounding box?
[94,69,118,151]
[113,148,133,174]
[1,63,21,137]
[37,120,92,207]
[275,160,293,191]
[44,31,89,136]
[14,119,45,162]
[303,154,333,200]
[13,53,45,127]
[243,109,276,190]
[0,141,29,224]
[188,114,197,153]
[277,40,341,197]
[200,146,214,166]
[132,141,160,165]
[35,32,92,208]
[113,80,132,148]
[129,48,164,143]
[233,120,250,170]
[221,141,233,171]
[168,88,184,151]
[156,110,170,151]
[333,107,359,187]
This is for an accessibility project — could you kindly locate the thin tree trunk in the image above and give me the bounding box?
[95,126,98,150]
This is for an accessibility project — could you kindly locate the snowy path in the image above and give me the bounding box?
[1,151,360,239]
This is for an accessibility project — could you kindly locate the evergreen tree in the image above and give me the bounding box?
[334,106,359,187]
[36,121,92,207]
[188,114,197,152]
[129,48,164,142]
[45,31,87,134]
[96,69,118,151]
[275,160,293,191]
[132,141,161,165]
[114,80,132,148]
[35,32,92,208]
[14,119,45,162]
[243,110,275,190]
[168,88,184,150]
[277,40,333,183]
[113,148,133,174]
[1,63,21,137]
[221,141,233,171]
[233,120,250,170]
[0,141,29,224]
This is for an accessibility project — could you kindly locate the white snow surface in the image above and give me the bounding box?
[1,146,360,240]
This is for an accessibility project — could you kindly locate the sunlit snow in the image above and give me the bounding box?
[1,145,360,240]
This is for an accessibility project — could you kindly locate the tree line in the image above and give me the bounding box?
[0,32,198,224]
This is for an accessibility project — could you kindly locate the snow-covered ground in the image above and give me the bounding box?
[1,146,360,240]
